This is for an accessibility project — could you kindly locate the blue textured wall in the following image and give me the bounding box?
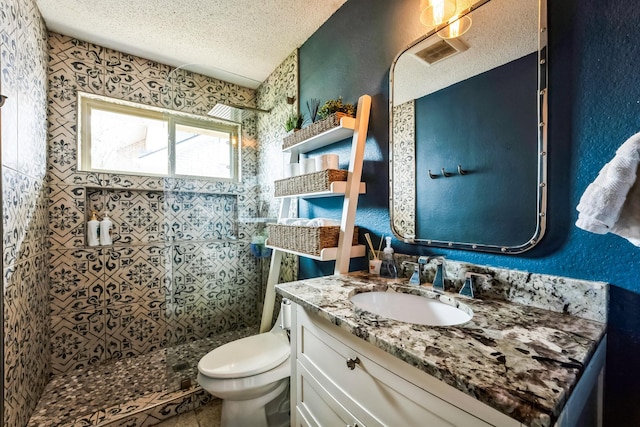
[298,0,640,424]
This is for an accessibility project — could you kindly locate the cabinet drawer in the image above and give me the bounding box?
[297,360,365,427]
[297,308,493,427]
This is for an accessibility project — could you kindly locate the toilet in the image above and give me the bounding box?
[197,307,291,427]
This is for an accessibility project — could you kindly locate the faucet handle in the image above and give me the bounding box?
[401,261,421,285]
[460,272,492,298]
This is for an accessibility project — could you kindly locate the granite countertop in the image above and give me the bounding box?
[275,271,607,427]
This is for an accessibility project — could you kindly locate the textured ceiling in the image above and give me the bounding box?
[394,0,539,105]
[36,0,346,89]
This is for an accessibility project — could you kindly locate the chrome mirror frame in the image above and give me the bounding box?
[388,0,547,254]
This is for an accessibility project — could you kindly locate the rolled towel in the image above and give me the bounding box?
[576,131,640,234]
[278,217,309,225]
[306,218,341,227]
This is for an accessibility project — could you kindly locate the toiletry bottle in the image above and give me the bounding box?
[87,211,100,247]
[99,213,113,245]
[380,236,398,278]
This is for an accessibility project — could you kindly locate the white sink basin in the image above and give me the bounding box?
[350,291,472,326]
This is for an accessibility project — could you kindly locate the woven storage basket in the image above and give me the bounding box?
[282,112,353,150]
[274,169,348,197]
[267,224,359,256]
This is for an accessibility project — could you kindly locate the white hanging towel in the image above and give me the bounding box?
[576,131,640,246]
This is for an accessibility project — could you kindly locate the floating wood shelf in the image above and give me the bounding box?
[275,182,366,199]
[265,240,366,261]
[282,116,356,154]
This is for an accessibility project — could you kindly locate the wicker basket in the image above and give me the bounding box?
[267,224,359,256]
[282,112,353,150]
[274,169,348,197]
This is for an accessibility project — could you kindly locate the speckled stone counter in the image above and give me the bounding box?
[276,271,607,427]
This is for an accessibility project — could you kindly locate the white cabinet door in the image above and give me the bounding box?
[297,360,366,427]
[297,308,494,427]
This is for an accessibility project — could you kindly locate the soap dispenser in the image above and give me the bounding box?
[380,236,398,278]
[99,213,113,246]
[87,211,99,247]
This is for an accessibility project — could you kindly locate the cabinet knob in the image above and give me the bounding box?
[346,356,360,370]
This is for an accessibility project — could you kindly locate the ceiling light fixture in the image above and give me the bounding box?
[437,15,473,39]
[419,0,457,27]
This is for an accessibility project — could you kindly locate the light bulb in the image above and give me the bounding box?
[437,15,472,39]
[419,0,457,27]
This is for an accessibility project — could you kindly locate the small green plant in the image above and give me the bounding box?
[317,97,356,120]
[284,112,305,132]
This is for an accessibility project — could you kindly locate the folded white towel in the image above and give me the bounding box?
[306,218,341,227]
[576,131,640,245]
[277,217,341,227]
[277,217,309,225]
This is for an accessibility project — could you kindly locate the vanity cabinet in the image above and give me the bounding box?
[291,304,519,427]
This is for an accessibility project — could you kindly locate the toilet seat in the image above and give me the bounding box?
[198,332,289,379]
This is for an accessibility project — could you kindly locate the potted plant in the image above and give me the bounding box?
[317,97,356,120]
[284,112,305,132]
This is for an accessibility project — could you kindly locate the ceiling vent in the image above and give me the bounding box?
[413,38,469,65]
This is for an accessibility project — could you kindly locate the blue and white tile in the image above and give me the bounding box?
[48,248,105,314]
[1,23,19,170]
[165,193,237,241]
[50,308,107,375]
[99,173,165,191]
[104,189,167,244]
[18,177,48,260]
[105,302,168,360]
[2,169,26,267]
[48,184,86,248]
[47,119,78,185]
[104,245,169,306]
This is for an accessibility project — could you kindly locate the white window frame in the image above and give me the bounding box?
[78,92,241,182]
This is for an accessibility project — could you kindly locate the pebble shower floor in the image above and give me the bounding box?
[27,327,256,427]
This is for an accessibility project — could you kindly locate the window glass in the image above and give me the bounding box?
[78,93,240,181]
[90,108,168,175]
[174,123,234,179]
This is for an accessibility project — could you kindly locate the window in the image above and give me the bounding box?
[78,93,240,181]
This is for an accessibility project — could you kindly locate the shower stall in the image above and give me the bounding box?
[2,12,298,424]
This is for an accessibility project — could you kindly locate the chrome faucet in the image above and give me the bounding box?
[460,272,492,298]
[427,256,446,291]
[401,261,421,285]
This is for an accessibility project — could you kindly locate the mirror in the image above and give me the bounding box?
[390,0,547,254]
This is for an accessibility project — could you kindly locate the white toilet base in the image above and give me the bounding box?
[219,378,289,427]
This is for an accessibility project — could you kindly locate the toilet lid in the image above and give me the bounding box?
[198,332,290,378]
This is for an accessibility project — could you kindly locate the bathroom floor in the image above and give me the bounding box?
[152,399,222,427]
[28,326,257,427]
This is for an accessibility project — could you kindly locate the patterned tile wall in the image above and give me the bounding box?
[256,51,299,289]
[1,0,51,425]
[46,33,265,375]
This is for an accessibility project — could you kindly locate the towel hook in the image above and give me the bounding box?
[441,167,451,177]
[428,170,438,179]
[458,165,467,175]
